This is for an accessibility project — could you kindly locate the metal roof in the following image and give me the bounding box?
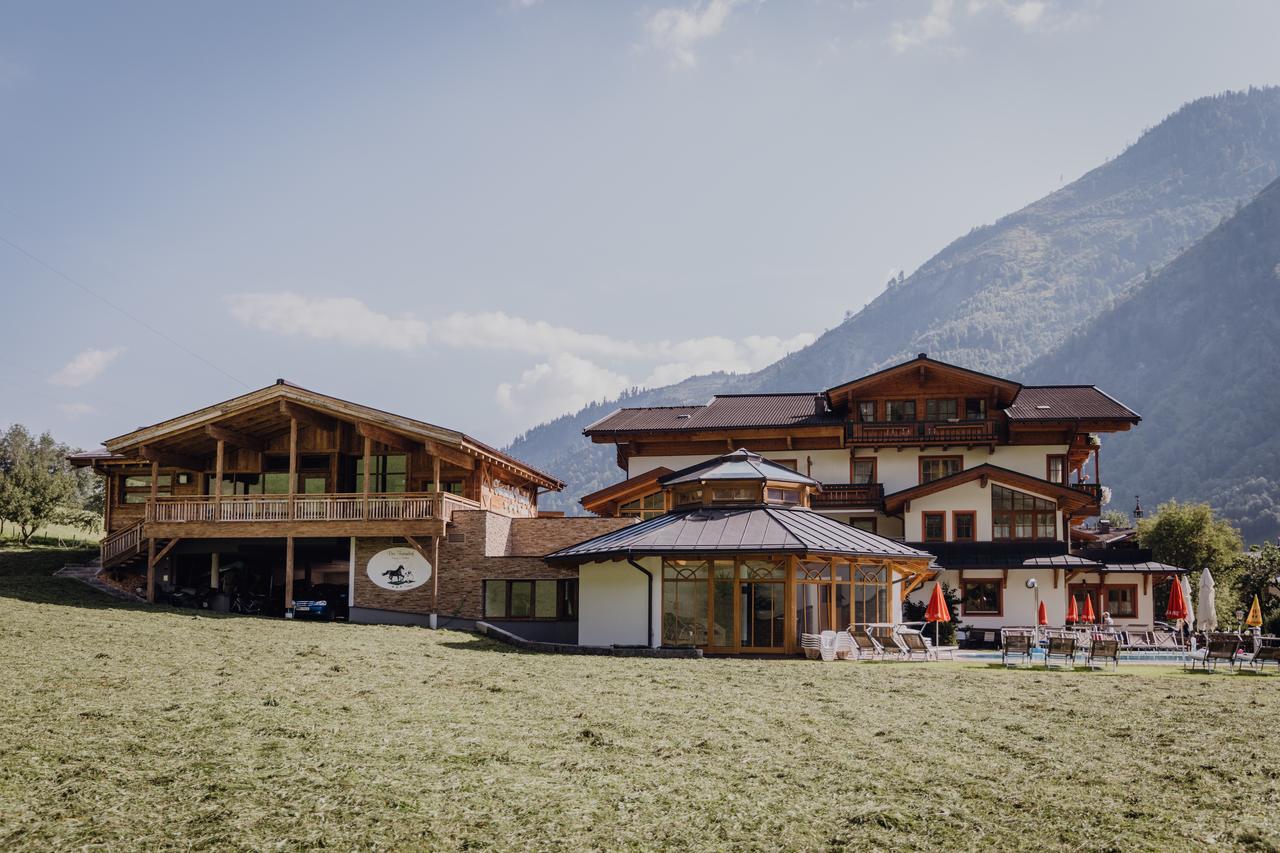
[660,449,819,486]
[1005,386,1140,422]
[546,506,932,562]
[584,394,840,435]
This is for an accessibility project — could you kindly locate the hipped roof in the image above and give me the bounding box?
[660,448,819,487]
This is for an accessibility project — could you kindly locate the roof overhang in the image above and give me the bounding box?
[580,467,672,515]
[883,463,1097,515]
[825,354,1022,408]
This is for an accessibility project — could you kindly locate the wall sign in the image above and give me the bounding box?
[367,546,432,592]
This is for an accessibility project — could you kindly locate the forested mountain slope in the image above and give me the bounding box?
[508,88,1280,512]
[1026,177,1280,544]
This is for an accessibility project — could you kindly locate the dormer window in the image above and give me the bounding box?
[675,488,703,506]
[766,487,800,505]
[711,486,756,503]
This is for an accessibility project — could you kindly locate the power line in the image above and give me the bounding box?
[0,231,251,389]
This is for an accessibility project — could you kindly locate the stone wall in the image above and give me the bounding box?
[508,516,636,557]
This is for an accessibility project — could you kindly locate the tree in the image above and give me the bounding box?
[1102,510,1130,529]
[1137,501,1243,624]
[1229,541,1280,634]
[0,425,90,545]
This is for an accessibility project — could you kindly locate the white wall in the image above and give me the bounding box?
[578,557,662,648]
[902,480,1063,543]
[907,569,1158,631]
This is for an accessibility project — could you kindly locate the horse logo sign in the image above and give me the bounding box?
[366,546,432,592]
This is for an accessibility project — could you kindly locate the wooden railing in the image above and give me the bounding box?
[144,492,478,525]
[810,483,885,509]
[102,521,144,565]
[845,419,1001,445]
[1069,483,1103,503]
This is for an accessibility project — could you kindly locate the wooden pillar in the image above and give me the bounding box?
[431,534,441,626]
[288,417,298,520]
[149,460,159,502]
[362,435,372,519]
[285,536,295,616]
[214,439,225,517]
[147,538,156,603]
[210,551,219,590]
[1094,444,1101,487]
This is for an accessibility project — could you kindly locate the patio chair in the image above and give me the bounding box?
[925,635,958,660]
[1002,633,1033,667]
[867,625,904,659]
[818,630,838,662]
[899,631,942,661]
[1152,630,1186,652]
[1122,630,1153,651]
[1245,644,1280,673]
[1086,638,1120,670]
[1045,635,1077,669]
[834,630,857,661]
[1186,637,1241,672]
[852,628,885,660]
[799,633,822,660]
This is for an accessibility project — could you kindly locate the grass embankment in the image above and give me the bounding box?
[2,547,1278,851]
[0,521,99,548]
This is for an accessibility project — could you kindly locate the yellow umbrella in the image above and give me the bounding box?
[1245,595,1264,628]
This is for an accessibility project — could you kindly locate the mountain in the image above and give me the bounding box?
[1026,176,1280,544]
[507,87,1280,513]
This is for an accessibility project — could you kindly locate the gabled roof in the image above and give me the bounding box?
[1005,386,1140,423]
[579,467,673,513]
[546,505,932,562]
[883,463,1097,514]
[100,381,563,490]
[825,353,1022,402]
[583,394,839,436]
[660,449,819,487]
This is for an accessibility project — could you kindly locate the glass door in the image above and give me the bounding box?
[737,559,786,650]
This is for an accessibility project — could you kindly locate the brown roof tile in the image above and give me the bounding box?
[1005,386,1140,422]
[585,394,840,435]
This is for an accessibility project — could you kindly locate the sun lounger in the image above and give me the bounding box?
[1086,638,1120,670]
[834,630,857,661]
[1002,633,1033,667]
[1247,645,1280,672]
[819,630,838,662]
[1151,630,1186,651]
[897,630,954,661]
[1122,630,1154,651]
[1187,637,1240,672]
[1045,635,1077,668]
[800,633,822,660]
[852,628,885,660]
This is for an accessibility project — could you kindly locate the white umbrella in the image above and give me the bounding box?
[1180,574,1196,632]
[1197,568,1218,632]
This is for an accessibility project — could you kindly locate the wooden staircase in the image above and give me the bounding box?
[101,521,145,570]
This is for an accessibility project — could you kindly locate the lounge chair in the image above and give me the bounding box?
[1002,633,1033,667]
[819,630,838,662]
[1187,638,1241,672]
[1151,630,1186,652]
[852,628,885,660]
[925,635,958,660]
[1239,640,1280,672]
[1122,630,1154,651]
[1086,638,1120,670]
[800,633,822,660]
[898,630,949,661]
[834,630,857,661]
[1045,635,1077,668]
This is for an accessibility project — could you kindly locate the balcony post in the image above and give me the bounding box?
[288,417,298,520]
[150,460,158,504]
[432,454,442,516]
[362,435,372,520]
[284,535,295,618]
[1093,444,1100,488]
[214,439,224,519]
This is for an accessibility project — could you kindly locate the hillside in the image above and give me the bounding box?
[1026,177,1280,544]
[508,88,1280,512]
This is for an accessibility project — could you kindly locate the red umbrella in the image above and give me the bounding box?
[924,582,951,645]
[1066,595,1079,624]
[1037,600,1049,626]
[1166,574,1190,623]
[1081,593,1096,624]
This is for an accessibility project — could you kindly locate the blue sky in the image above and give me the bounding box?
[3,0,1279,450]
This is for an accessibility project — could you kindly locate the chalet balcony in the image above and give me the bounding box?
[810,483,885,510]
[141,492,480,539]
[844,419,1001,446]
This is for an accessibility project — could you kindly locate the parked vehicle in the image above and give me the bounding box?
[292,583,349,621]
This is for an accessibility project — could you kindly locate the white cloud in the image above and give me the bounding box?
[432,311,637,359]
[1004,1,1047,27]
[49,348,124,387]
[57,402,95,419]
[646,0,742,69]
[642,332,816,387]
[888,0,955,53]
[225,293,428,352]
[497,354,632,427]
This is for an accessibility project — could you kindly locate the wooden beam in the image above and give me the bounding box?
[285,536,295,615]
[149,536,181,568]
[278,400,338,432]
[213,439,224,514]
[1053,567,1060,589]
[150,460,159,504]
[403,535,431,563]
[147,538,156,602]
[357,421,419,453]
[204,424,265,452]
[362,435,371,517]
[140,445,206,472]
[288,417,298,520]
[432,454,442,495]
[210,551,219,590]
[1001,568,1008,590]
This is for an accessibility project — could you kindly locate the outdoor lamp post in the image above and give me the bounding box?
[1236,609,1246,631]
[1027,577,1040,645]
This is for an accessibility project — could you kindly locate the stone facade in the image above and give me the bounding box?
[350,511,635,620]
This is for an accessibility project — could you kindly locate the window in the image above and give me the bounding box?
[857,401,877,423]
[483,579,578,620]
[961,580,1002,615]
[674,488,703,506]
[765,487,800,504]
[965,398,987,420]
[919,456,963,484]
[992,485,1058,541]
[850,458,877,485]
[925,399,958,421]
[663,560,710,646]
[121,474,172,504]
[771,459,798,471]
[1047,455,1067,485]
[922,512,946,542]
[795,557,890,637]
[355,454,407,493]
[953,511,976,541]
[885,400,916,422]
[620,492,665,520]
[1106,586,1138,619]
[849,517,876,534]
[710,486,755,503]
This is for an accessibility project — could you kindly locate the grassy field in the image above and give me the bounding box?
[3,547,1279,852]
[0,521,100,547]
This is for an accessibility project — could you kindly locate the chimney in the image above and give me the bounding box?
[814,395,825,416]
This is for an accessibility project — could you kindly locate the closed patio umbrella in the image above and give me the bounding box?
[1066,595,1079,624]
[1166,573,1190,624]
[1197,569,1218,632]
[1246,595,1263,629]
[1038,600,1049,626]
[1180,574,1196,633]
[924,581,951,646]
[1081,593,1097,624]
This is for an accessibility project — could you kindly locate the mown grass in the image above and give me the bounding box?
[2,547,1279,851]
[0,521,100,547]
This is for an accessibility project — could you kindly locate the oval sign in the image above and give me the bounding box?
[367,546,432,592]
